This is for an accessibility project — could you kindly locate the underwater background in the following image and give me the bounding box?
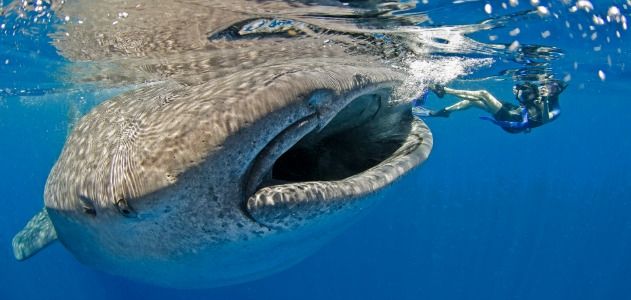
[1,0,630,299]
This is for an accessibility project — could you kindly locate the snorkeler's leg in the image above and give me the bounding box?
[441,87,503,114]
[446,100,479,111]
[430,100,485,117]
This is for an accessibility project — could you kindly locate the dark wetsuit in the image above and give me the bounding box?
[494,103,523,122]
[488,103,530,133]
[488,95,560,133]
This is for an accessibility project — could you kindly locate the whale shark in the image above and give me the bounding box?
[11,0,433,288]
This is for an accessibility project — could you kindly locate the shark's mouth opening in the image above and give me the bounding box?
[271,92,408,182]
[244,88,432,227]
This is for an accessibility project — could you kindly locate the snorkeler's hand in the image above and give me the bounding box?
[539,85,550,97]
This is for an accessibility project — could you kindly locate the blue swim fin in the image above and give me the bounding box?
[412,106,433,118]
[414,88,430,106]
[411,88,431,118]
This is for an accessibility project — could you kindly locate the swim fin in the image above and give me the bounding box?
[411,88,432,118]
[413,105,435,118]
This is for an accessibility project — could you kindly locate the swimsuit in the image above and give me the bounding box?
[481,103,530,133]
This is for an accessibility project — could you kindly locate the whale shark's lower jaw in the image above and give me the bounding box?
[245,86,433,229]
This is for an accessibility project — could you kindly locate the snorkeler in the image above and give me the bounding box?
[416,80,566,133]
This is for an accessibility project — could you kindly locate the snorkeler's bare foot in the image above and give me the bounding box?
[429,108,450,118]
[430,84,446,98]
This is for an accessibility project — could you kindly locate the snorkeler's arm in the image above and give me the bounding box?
[542,98,551,122]
[540,85,561,122]
[544,98,561,121]
[548,107,560,120]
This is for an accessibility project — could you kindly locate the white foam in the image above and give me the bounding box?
[393,57,494,103]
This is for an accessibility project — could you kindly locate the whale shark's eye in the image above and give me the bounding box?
[78,195,96,217]
[114,198,137,218]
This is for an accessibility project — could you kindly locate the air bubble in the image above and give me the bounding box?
[536,6,550,16]
[484,4,493,14]
[576,1,594,12]
[563,74,572,82]
[607,6,621,20]
[598,70,606,81]
[592,15,605,25]
[508,40,520,51]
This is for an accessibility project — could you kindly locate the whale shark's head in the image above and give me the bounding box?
[15,0,433,287]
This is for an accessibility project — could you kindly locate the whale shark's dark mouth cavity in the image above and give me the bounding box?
[243,86,432,228]
[271,92,409,182]
[243,88,432,229]
[244,87,428,200]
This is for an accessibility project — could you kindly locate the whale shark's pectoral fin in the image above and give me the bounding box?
[12,209,58,261]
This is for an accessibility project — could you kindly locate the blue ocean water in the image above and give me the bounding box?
[1,1,630,299]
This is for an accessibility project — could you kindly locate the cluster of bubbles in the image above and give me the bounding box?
[1,0,57,26]
[404,0,628,88]
[483,0,628,81]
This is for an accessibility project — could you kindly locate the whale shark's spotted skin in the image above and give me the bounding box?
[12,0,432,288]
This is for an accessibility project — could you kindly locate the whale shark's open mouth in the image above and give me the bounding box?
[244,87,433,228]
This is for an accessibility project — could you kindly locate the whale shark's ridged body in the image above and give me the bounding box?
[12,0,432,288]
